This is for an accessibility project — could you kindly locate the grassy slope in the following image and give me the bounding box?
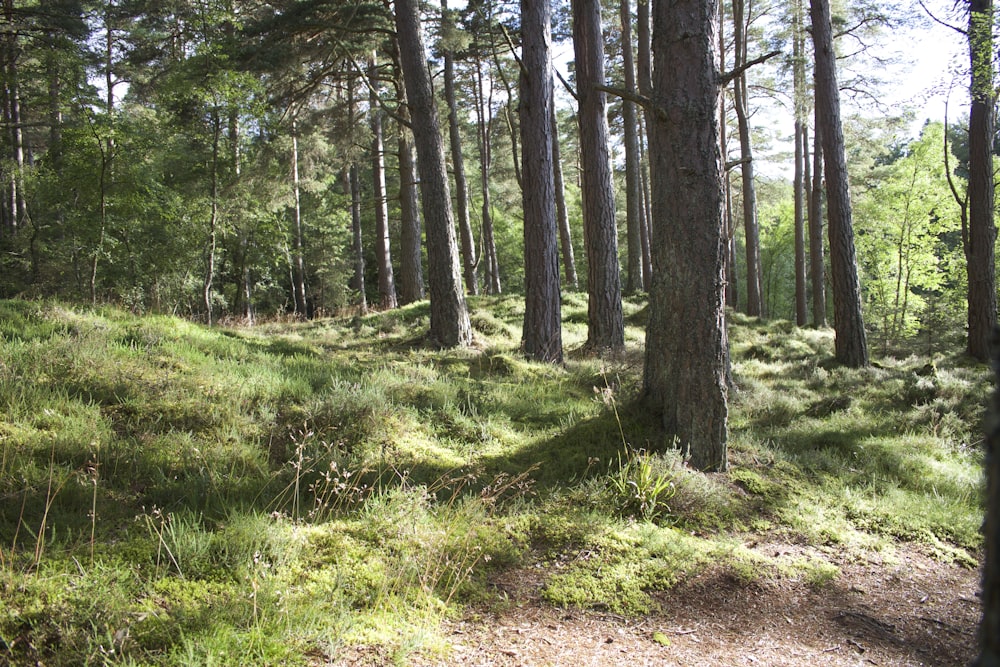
[0,296,986,665]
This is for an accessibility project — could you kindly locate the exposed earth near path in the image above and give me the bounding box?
[338,545,980,666]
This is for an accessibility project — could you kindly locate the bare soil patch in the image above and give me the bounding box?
[334,544,980,667]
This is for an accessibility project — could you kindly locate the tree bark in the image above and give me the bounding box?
[794,118,807,327]
[397,127,425,305]
[637,0,654,291]
[573,0,624,352]
[621,0,644,293]
[551,104,578,291]
[732,0,763,317]
[473,58,501,295]
[348,164,367,314]
[810,0,868,366]
[644,0,729,472]
[232,112,253,324]
[204,111,220,325]
[45,30,63,173]
[394,0,472,347]
[389,49,425,305]
[520,0,562,363]
[965,0,997,362]
[792,0,807,327]
[369,53,398,310]
[441,0,478,296]
[0,0,17,234]
[290,119,308,318]
[977,335,1000,666]
[808,118,827,327]
[638,123,653,291]
[719,2,738,309]
[345,77,367,314]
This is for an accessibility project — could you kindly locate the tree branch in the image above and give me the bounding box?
[339,47,412,129]
[556,69,579,101]
[833,14,889,40]
[719,50,781,86]
[726,157,750,171]
[916,0,966,36]
[595,84,666,120]
[499,23,527,77]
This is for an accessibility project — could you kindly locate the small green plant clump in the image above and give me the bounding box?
[607,448,677,522]
[0,299,988,664]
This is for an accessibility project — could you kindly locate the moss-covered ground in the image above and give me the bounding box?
[0,296,986,665]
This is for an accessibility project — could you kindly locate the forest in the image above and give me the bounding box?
[0,0,999,664]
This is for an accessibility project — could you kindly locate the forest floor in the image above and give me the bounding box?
[336,542,979,667]
[0,297,988,666]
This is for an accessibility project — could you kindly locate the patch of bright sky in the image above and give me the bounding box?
[752,0,972,179]
[871,0,968,131]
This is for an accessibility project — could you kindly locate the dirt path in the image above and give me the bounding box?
[334,545,980,667]
[402,545,980,667]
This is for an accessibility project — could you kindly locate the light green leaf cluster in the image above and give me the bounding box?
[854,122,964,344]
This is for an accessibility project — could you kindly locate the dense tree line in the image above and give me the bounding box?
[1,0,997,465]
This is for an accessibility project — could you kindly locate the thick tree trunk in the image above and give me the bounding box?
[551,104,578,291]
[442,0,478,295]
[394,0,472,348]
[808,119,827,327]
[810,0,868,366]
[573,0,624,352]
[621,0,644,293]
[519,0,562,363]
[369,54,397,310]
[966,0,997,362]
[644,0,729,472]
[732,0,762,317]
[388,52,425,305]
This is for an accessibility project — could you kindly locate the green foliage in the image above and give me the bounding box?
[855,122,965,348]
[756,179,798,320]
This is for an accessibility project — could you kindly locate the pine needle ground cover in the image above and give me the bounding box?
[0,297,986,665]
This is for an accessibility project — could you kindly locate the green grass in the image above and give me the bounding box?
[0,299,988,664]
